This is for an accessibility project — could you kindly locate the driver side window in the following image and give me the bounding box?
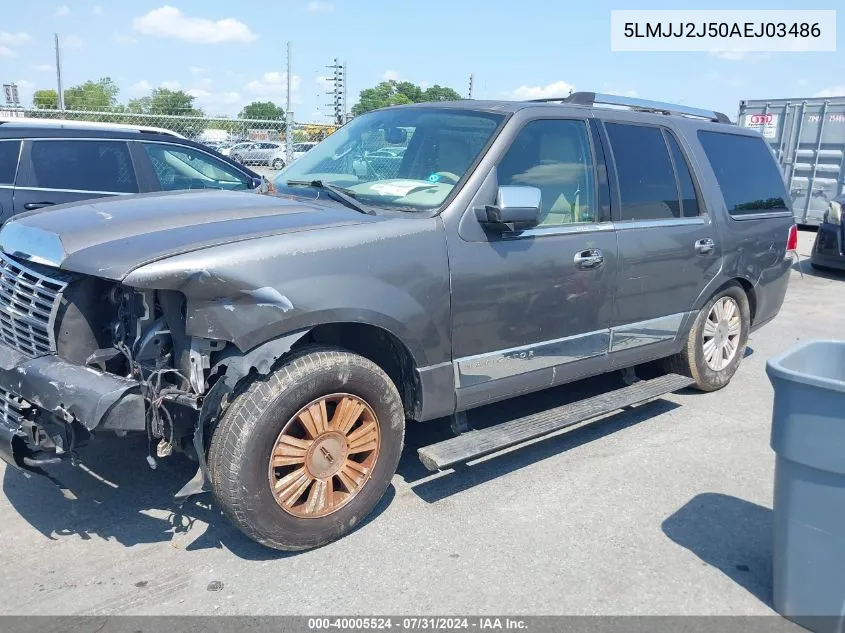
[497,119,597,227]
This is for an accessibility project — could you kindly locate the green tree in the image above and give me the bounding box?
[32,89,58,109]
[64,77,119,110]
[421,85,463,102]
[239,101,285,121]
[127,88,203,116]
[352,80,463,116]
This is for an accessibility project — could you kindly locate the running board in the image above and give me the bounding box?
[417,373,694,472]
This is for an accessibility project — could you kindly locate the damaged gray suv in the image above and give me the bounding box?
[0,93,794,550]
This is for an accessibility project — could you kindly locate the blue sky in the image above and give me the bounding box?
[0,0,842,122]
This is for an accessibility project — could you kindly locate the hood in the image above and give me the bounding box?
[0,190,378,280]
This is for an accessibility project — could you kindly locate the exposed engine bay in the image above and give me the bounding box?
[1,261,228,492]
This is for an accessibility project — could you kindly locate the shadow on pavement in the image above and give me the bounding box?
[1,433,393,560]
[791,257,845,280]
[662,492,773,607]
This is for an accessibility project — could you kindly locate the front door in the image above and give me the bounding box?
[449,117,618,410]
[13,138,139,214]
[599,120,720,354]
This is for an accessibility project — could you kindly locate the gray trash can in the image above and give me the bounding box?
[767,340,845,633]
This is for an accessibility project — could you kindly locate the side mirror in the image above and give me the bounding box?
[476,186,541,233]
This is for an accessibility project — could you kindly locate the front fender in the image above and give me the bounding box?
[121,217,452,370]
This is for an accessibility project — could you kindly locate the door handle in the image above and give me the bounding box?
[23,202,55,211]
[695,238,715,255]
[574,248,604,270]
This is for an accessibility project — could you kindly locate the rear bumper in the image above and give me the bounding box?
[0,341,145,471]
[811,221,845,270]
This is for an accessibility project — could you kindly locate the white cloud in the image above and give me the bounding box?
[508,80,575,100]
[187,89,211,99]
[708,51,773,62]
[797,78,809,87]
[129,80,151,94]
[0,32,31,46]
[62,35,83,49]
[306,1,334,12]
[16,80,35,90]
[0,46,15,58]
[113,32,137,45]
[382,70,401,81]
[160,80,181,90]
[54,5,70,17]
[244,71,301,97]
[133,6,258,44]
[92,6,102,15]
[33,64,53,72]
[190,66,209,74]
[813,86,845,98]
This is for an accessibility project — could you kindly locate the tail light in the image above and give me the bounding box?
[786,224,798,251]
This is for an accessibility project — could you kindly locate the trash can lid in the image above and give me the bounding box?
[766,339,845,394]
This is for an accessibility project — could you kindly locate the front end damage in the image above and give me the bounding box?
[0,252,299,498]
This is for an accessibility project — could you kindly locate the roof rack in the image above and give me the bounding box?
[529,92,732,124]
[0,117,186,138]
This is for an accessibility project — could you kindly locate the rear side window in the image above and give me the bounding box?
[0,141,20,185]
[664,131,700,217]
[30,140,138,193]
[697,131,788,215]
[605,123,681,221]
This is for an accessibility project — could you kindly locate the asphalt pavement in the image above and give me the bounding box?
[0,229,839,616]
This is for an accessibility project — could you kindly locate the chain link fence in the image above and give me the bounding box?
[0,107,339,146]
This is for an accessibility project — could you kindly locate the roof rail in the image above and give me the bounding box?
[529,92,732,124]
[0,117,186,138]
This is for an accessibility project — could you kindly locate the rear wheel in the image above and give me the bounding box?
[271,158,285,170]
[208,347,405,551]
[666,284,750,392]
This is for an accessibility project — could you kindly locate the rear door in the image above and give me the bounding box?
[601,120,721,351]
[14,138,138,213]
[0,139,21,223]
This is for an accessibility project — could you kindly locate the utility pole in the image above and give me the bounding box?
[325,58,345,126]
[468,73,474,100]
[285,41,293,166]
[54,33,64,110]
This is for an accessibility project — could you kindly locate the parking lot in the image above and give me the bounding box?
[0,229,836,616]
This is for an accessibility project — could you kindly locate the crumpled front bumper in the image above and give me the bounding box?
[0,341,145,470]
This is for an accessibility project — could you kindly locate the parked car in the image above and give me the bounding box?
[231,141,284,166]
[738,96,845,226]
[0,118,269,221]
[0,94,794,552]
[219,141,251,157]
[810,195,845,271]
[267,142,319,170]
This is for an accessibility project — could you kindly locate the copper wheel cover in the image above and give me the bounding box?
[268,393,381,518]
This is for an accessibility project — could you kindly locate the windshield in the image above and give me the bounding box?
[275,107,505,211]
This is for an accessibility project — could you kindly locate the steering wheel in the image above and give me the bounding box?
[432,171,461,184]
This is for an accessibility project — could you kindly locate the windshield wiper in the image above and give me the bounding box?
[286,180,375,215]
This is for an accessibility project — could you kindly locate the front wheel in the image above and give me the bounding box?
[271,158,285,170]
[207,347,405,551]
[666,284,750,392]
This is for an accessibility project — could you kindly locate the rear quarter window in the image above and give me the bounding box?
[697,131,788,216]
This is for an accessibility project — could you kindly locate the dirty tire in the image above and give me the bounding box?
[207,346,405,551]
[666,284,750,392]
